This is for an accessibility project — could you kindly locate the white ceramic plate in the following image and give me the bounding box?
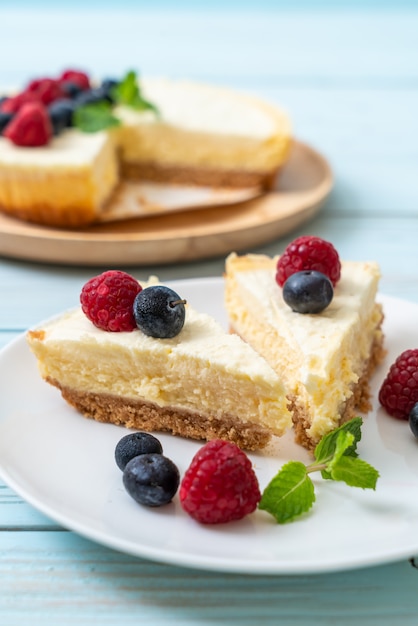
[0,278,418,575]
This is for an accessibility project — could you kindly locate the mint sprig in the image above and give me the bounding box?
[112,70,159,115]
[73,70,159,133]
[259,417,379,524]
[73,101,121,133]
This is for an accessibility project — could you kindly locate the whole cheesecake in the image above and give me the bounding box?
[0,73,292,228]
[224,252,386,450]
[27,287,292,451]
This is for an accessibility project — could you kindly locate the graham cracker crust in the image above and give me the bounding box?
[120,161,279,190]
[47,377,272,451]
[290,326,386,451]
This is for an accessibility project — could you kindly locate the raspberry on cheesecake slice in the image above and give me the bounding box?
[224,237,386,450]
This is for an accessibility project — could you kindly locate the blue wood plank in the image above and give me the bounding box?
[2,9,418,85]
[0,530,417,625]
[5,1,418,9]
[0,483,60,529]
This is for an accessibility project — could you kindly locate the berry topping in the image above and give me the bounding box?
[179,440,261,524]
[3,102,52,147]
[115,432,163,471]
[0,90,41,114]
[26,78,65,105]
[60,81,84,99]
[133,285,186,339]
[75,87,112,107]
[101,78,120,100]
[282,270,333,314]
[80,270,142,332]
[59,69,90,91]
[276,235,341,287]
[101,78,119,91]
[48,99,75,135]
[378,349,418,420]
[0,111,13,134]
[123,453,180,507]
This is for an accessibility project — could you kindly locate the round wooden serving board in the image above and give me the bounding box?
[0,141,332,267]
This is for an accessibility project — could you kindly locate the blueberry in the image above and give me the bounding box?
[133,285,186,338]
[409,403,418,438]
[123,453,180,507]
[0,111,13,134]
[115,432,163,470]
[101,78,119,91]
[75,87,111,107]
[48,99,75,135]
[283,270,333,314]
[60,80,84,99]
[100,78,120,102]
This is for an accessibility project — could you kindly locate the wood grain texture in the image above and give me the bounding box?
[1,3,418,625]
[0,531,417,625]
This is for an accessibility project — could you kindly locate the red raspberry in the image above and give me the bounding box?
[179,440,261,524]
[80,270,142,332]
[3,102,52,147]
[0,91,41,114]
[378,349,418,420]
[276,235,341,287]
[59,69,90,91]
[26,78,65,105]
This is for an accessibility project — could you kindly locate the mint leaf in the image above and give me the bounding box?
[73,102,121,133]
[315,416,362,467]
[259,461,315,524]
[112,70,159,115]
[258,417,379,524]
[112,70,138,104]
[332,430,355,464]
[328,455,379,489]
[319,430,355,480]
[73,71,160,135]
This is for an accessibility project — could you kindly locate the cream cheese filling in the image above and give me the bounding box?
[114,77,291,170]
[28,305,291,436]
[124,77,288,138]
[0,129,112,166]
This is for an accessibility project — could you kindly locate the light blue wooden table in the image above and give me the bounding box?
[1,2,418,624]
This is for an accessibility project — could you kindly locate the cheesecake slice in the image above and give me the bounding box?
[0,130,118,227]
[27,298,292,451]
[224,253,386,450]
